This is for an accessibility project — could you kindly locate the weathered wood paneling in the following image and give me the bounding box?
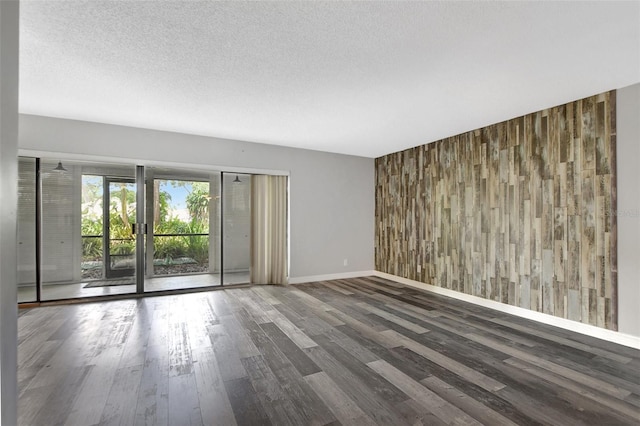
[375,91,617,330]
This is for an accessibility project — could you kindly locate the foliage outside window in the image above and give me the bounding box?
[81,177,211,277]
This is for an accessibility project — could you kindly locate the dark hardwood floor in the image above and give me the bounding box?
[17,276,640,425]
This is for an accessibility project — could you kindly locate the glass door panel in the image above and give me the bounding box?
[144,168,221,292]
[18,157,274,302]
[222,173,251,285]
[81,175,104,281]
[151,179,209,276]
[41,160,137,300]
[17,158,37,303]
[105,178,136,279]
[210,172,221,284]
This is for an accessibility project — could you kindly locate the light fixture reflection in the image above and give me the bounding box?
[53,161,67,172]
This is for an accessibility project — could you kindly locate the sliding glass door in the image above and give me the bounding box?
[143,167,221,292]
[104,177,136,279]
[17,158,37,303]
[39,160,138,300]
[222,173,251,285]
[17,157,287,303]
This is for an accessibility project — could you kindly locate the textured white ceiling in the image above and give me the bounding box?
[20,1,640,158]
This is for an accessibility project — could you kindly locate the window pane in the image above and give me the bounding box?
[17,158,37,303]
[222,173,251,285]
[41,160,137,300]
[144,169,220,292]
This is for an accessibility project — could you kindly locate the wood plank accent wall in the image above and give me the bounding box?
[375,91,618,330]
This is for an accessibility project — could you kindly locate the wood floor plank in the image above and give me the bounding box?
[381,329,507,392]
[134,344,170,425]
[264,308,320,349]
[218,313,261,359]
[237,308,339,425]
[18,318,66,362]
[382,300,440,322]
[433,310,539,347]
[394,398,450,426]
[332,323,436,385]
[268,363,339,425]
[466,332,632,399]
[207,323,248,382]
[192,347,237,426]
[17,278,640,426]
[322,330,379,364]
[351,277,404,295]
[120,306,153,369]
[624,392,640,409]
[251,286,283,306]
[275,294,345,330]
[494,385,587,426]
[329,309,400,349]
[331,279,377,297]
[259,322,322,377]
[366,276,410,289]
[24,334,92,391]
[17,340,63,396]
[99,364,144,425]
[390,346,542,426]
[367,359,483,425]
[419,375,519,426]
[168,321,194,377]
[229,289,274,324]
[313,334,408,404]
[308,293,389,332]
[304,371,376,425]
[322,280,355,296]
[64,347,124,426]
[489,316,633,363]
[504,357,640,421]
[242,354,311,426]
[273,298,338,336]
[527,342,640,390]
[304,346,409,425]
[28,366,92,426]
[17,385,55,426]
[357,302,430,334]
[168,372,204,425]
[289,287,336,312]
[224,377,272,426]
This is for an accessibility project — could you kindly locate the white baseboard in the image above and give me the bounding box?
[373,271,640,350]
[289,270,376,285]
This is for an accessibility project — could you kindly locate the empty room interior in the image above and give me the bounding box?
[1,1,640,425]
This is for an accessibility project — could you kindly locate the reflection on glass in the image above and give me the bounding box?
[41,160,137,300]
[18,158,262,300]
[106,179,136,279]
[210,172,221,282]
[81,175,103,281]
[152,179,210,276]
[144,170,221,292]
[223,173,251,285]
[17,158,37,303]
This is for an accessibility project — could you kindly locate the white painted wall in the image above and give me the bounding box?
[18,115,375,280]
[0,1,19,423]
[617,83,640,338]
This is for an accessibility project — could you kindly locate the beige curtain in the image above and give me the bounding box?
[250,175,288,284]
